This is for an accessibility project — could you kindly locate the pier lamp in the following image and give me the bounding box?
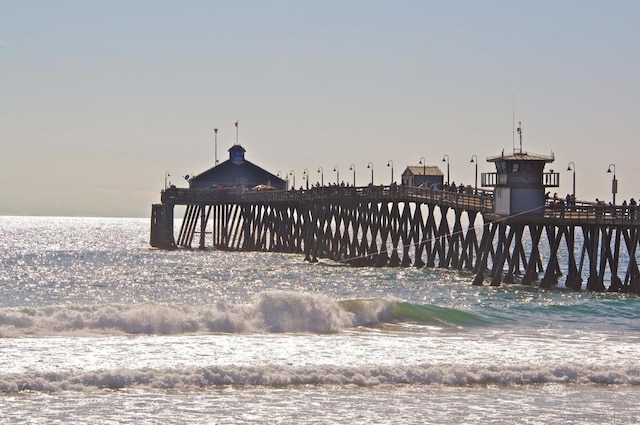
[470,155,478,194]
[164,172,170,190]
[387,160,394,185]
[289,170,296,190]
[277,171,286,189]
[607,164,617,206]
[419,157,426,188]
[442,155,450,186]
[317,167,324,187]
[302,168,309,190]
[567,162,576,199]
[349,164,356,186]
[333,165,340,185]
[367,162,374,185]
[214,128,219,165]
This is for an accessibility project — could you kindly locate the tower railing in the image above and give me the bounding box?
[481,172,559,187]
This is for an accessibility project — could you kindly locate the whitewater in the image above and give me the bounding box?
[1,216,640,424]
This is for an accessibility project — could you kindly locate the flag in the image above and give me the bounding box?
[234,120,238,128]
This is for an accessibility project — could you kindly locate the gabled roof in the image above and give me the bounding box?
[190,158,285,188]
[403,165,444,176]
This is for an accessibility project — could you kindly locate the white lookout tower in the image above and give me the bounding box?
[481,123,559,216]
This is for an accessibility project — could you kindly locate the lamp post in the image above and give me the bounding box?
[470,155,478,194]
[607,164,617,205]
[367,162,374,185]
[317,167,324,187]
[290,170,296,190]
[277,171,285,189]
[333,165,339,185]
[302,168,309,190]
[418,157,426,187]
[567,162,575,200]
[387,160,394,185]
[442,154,450,186]
[349,164,356,186]
[213,128,219,165]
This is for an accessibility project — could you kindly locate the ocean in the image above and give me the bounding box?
[1,216,640,424]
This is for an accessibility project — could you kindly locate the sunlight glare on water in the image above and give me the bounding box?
[1,217,640,423]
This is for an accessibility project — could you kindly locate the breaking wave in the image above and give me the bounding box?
[2,363,640,393]
[0,291,486,337]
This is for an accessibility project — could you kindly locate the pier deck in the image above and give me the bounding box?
[162,185,640,226]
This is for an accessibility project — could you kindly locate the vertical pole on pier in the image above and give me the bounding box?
[424,204,437,268]
[214,128,219,165]
[503,225,524,284]
[460,211,479,270]
[540,226,562,289]
[585,226,605,292]
[628,229,640,293]
[521,225,543,285]
[490,222,511,286]
[199,204,206,249]
[442,155,450,186]
[564,225,582,290]
[607,164,617,206]
[411,203,426,268]
[150,203,175,249]
[472,221,498,285]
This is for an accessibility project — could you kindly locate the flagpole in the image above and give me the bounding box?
[235,120,239,145]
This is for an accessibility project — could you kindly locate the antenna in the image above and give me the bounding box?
[516,121,523,154]
[512,93,515,154]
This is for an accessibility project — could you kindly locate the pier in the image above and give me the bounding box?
[150,140,640,293]
[151,184,640,293]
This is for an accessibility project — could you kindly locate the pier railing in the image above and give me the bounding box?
[162,185,495,212]
[541,202,640,225]
[161,186,640,225]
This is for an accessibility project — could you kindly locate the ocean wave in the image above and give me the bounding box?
[0,292,485,337]
[2,363,640,393]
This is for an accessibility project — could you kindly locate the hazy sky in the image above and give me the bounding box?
[2,0,639,217]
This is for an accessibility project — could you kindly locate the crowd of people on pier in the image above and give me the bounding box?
[596,197,638,219]
[280,179,498,203]
[546,191,639,219]
[291,180,481,195]
[547,192,576,207]
[296,180,475,193]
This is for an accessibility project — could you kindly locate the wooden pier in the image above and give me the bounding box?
[151,185,640,293]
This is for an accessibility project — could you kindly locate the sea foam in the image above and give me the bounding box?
[2,363,640,393]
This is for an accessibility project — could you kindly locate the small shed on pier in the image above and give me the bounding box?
[188,144,286,191]
[401,166,444,188]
